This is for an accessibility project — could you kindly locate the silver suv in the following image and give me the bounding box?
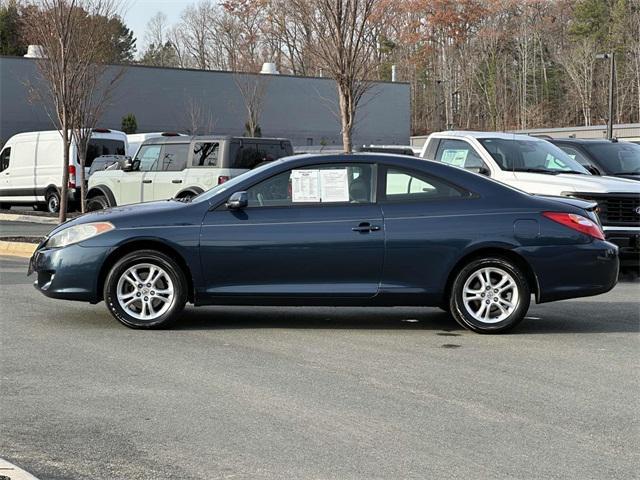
[86,136,293,209]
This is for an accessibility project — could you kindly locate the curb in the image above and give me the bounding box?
[0,213,59,225]
[0,458,40,480]
[0,241,37,258]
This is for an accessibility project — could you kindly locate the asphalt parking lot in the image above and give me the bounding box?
[1,255,638,480]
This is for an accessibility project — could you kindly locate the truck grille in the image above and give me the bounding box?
[573,193,640,227]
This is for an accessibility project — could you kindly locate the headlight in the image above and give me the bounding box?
[47,222,115,248]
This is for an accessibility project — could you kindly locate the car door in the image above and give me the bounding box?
[119,144,161,205]
[149,142,189,200]
[378,165,476,304]
[199,162,384,300]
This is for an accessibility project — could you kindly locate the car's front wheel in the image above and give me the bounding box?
[87,195,110,211]
[449,257,530,334]
[103,250,187,328]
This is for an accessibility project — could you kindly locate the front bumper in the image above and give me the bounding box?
[603,227,640,267]
[29,243,110,303]
[518,240,619,303]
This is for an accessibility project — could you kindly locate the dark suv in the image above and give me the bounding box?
[548,138,640,266]
[549,138,640,181]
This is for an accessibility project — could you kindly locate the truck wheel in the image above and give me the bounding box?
[46,190,60,213]
[449,257,530,334]
[87,195,110,211]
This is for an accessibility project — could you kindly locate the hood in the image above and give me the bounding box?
[614,174,640,182]
[510,171,640,195]
[47,200,202,237]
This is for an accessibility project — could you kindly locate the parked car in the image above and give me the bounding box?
[86,135,293,210]
[0,129,127,212]
[419,131,640,266]
[357,145,416,156]
[126,132,186,157]
[30,153,618,333]
[548,138,640,181]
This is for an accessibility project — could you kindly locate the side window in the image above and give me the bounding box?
[135,145,162,172]
[557,145,592,167]
[435,139,486,171]
[384,167,466,202]
[157,144,189,172]
[192,142,219,167]
[0,147,10,172]
[246,164,374,207]
[234,144,262,169]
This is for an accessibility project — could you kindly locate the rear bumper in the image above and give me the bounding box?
[517,240,619,303]
[29,243,110,303]
[603,228,640,267]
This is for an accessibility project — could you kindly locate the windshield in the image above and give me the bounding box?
[584,142,640,175]
[479,138,589,174]
[192,160,281,204]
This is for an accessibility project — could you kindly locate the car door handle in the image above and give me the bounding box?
[352,222,381,233]
[172,179,183,184]
[143,179,152,184]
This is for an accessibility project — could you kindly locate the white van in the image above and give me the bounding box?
[0,129,127,212]
[126,132,186,158]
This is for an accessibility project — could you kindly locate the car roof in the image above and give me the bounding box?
[548,138,623,145]
[432,130,545,142]
[141,135,291,145]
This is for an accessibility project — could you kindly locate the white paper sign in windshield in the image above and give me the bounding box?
[291,169,320,202]
[319,169,349,202]
[441,149,468,167]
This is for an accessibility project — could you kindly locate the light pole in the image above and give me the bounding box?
[596,53,615,140]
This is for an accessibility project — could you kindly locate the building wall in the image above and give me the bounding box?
[0,56,410,148]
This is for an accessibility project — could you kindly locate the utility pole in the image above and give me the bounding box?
[596,53,615,140]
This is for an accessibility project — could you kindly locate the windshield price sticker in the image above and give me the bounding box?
[291,169,320,202]
[291,168,350,203]
[441,149,468,167]
[319,169,349,202]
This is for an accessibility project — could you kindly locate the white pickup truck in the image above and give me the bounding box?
[419,131,640,266]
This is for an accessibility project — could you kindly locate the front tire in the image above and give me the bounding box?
[103,250,187,329]
[87,194,110,211]
[449,257,530,334]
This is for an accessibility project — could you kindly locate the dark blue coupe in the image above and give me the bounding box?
[29,154,619,333]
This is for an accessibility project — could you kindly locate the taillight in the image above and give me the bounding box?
[68,165,76,189]
[218,176,230,184]
[543,212,605,240]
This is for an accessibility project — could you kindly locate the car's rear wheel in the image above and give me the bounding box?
[46,189,60,213]
[103,250,187,328]
[87,194,110,211]
[449,257,530,334]
[0,203,10,210]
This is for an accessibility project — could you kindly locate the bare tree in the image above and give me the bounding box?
[234,72,270,137]
[184,95,217,134]
[23,0,121,221]
[290,0,379,152]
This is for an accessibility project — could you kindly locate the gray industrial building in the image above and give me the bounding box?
[0,56,410,148]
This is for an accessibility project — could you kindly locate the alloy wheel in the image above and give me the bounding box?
[116,263,175,321]
[462,267,520,324]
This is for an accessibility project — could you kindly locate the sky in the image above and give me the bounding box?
[122,0,188,54]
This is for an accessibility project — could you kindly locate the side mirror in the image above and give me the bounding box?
[122,157,135,171]
[468,166,491,176]
[226,191,248,210]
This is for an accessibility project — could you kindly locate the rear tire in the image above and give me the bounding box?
[46,189,60,213]
[87,194,110,211]
[449,257,530,334]
[0,203,10,210]
[103,250,187,329]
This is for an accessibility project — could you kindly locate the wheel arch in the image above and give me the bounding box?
[175,186,204,198]
[443,246,540,305]
[97,239,195,304]
[87,185,117,207]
